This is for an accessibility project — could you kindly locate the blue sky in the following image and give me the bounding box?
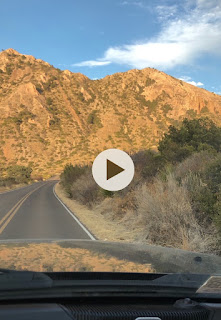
[0,0,221,94]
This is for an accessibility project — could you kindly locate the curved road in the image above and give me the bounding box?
[0,181,93,241]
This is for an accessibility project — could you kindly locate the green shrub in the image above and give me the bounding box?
[178,153,221,235]
[43,77,57,91]
[6,165,32,183]
[19,110,35,121]
[36,85,43,94]
[158,118,221,163]
[145,77,156,86]
[49,117,60,127]
[162,104,172,115]
[100,189,114,198]
[87,110,103,127]
[204,159,221,193]
[186,109,197,118]
[6,64,13,75]
[60,164,87,196]
[46,97,53,105]
[75,108,81,115]
[201,106,209,113]
[141,150,166,178]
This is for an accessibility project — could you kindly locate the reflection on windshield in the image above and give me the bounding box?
[0,243,153,273]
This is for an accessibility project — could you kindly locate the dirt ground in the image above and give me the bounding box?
[54,183,144,243]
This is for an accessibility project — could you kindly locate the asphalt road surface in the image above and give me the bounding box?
[0,181,94,241]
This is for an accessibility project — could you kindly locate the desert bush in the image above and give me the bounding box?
[145,77,156,86]
[6,165,32,184]
[129,150,166,184]
[46,97,53,105]
[0,177,16,188]
[201,106,209,114]
[135,174,219,253]
[180,154,221,233]
[36,84,43,94]
[131,150,150,171]
[100,189,114,198]
[18,110,35,121]
[87,110,103,127]
[175,151,217,179]
[64,166,117,207]
[60,164,87,196]
[71,173,99,208]
[107,191,137,221]
[49,117,60,128]
[141,150,165,179]
[6,64,13,75]
[204,157,221,193]
[181,172,214,220]
[43,77,57,91]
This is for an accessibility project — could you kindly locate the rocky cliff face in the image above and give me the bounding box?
[0,49,220,177]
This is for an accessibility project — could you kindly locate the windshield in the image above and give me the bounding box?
[0,0,221,277]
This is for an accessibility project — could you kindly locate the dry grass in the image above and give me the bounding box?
[175,151,218,179]
[135,174,219,253]
[0,183,26,193]
[0,243,154,272]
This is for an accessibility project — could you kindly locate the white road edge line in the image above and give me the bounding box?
[0,239,94,243]
[53,185,96,241]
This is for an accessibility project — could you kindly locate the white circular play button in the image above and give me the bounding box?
[92,149,135,191]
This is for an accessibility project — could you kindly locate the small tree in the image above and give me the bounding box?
[158,118,221,163]
[7,165,32,183]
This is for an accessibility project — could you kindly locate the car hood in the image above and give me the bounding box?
[0,239,220,274]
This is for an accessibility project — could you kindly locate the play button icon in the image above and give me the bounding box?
[107,159,124,180]
[92,149,135,191]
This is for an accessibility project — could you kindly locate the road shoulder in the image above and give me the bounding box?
[0,183,27,194]
[54,183,140,243]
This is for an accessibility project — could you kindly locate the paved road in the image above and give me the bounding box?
[0,181,93,240]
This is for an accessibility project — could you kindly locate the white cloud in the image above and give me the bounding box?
[179,76,204,87]
[156,4,178,21]
[188,81,204,87]
[120,1,151,9]
[72,60,111,67]
[74,0,221,69]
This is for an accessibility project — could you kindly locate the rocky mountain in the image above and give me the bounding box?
[0,48,221,178]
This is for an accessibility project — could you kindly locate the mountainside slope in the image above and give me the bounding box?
[0,48,221,177]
